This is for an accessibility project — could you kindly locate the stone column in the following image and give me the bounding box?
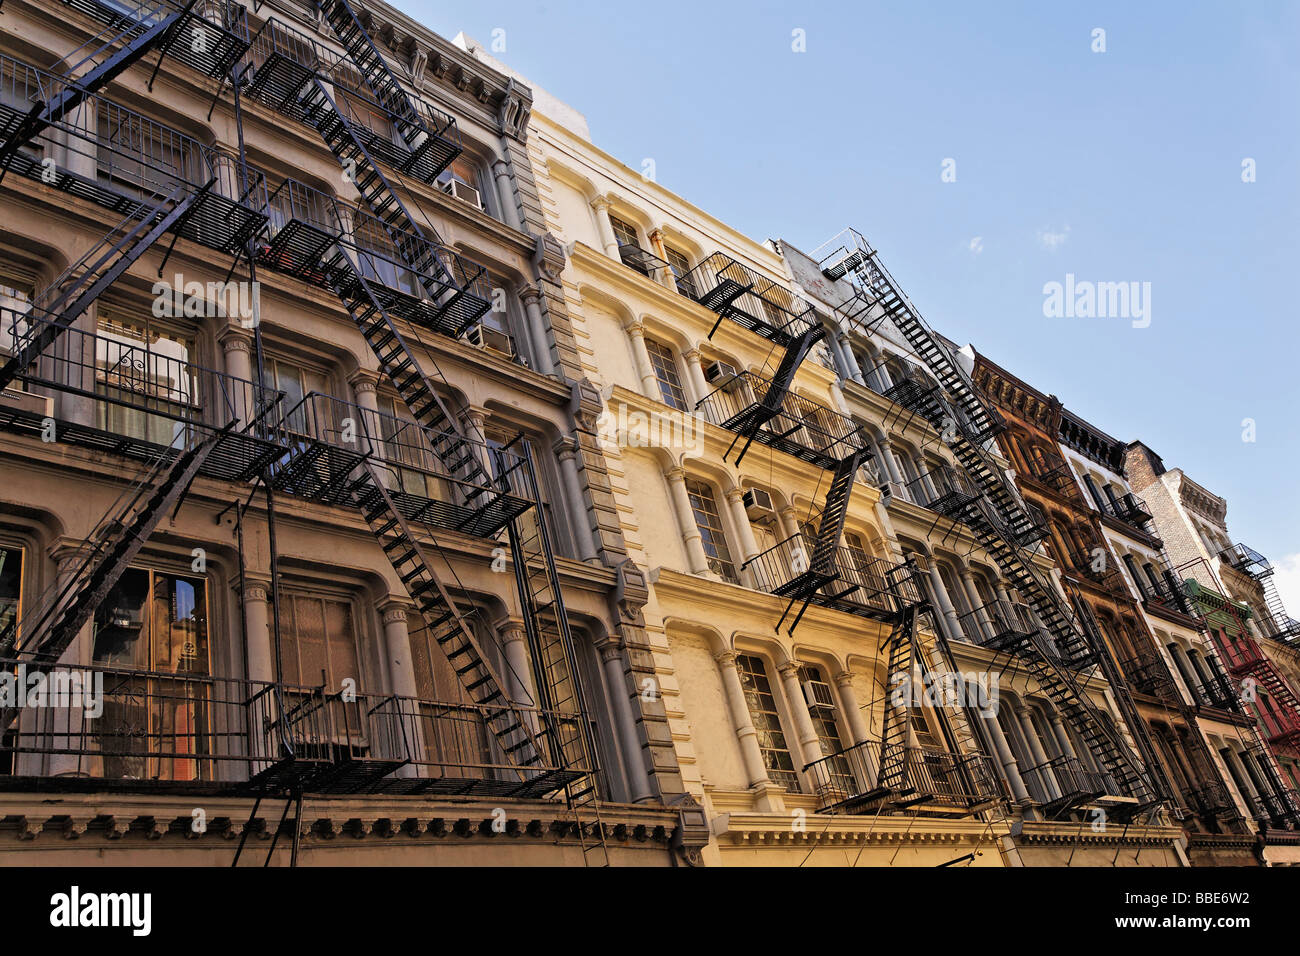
[679,348,711,406]
[490,158,523,232]
[716,650,772,789]
[597,638,655,802]
[624,319,662,400]
[981,711,1032,805]
[876,437,906,487]
[590,196,621,259]
[778,661,822,771]
[836,332,864,384]
[219,327,257,428]
[959,569,995,640]
[646,228,678,290]
[241,579,275,685]
[724,488,761,587]
[380,603,422,775]
[777,505,803,543]
[347,369,383,458]
[463,407,494,477]
[925,564,966,646]
[833,671,870,746]
[1018,711,1059,799]
[1048,712,1078,760]
[41,550,96,777]
[665,466,711,575]
[497,618,537,707]
[519,286,555,375]
[554,436,598,562]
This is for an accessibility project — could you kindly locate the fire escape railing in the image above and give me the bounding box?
[802,738,1002,814]
[741,534,915,621]
[242,14,461,185]
[694,369,868,470]
[675,252,817,345]
[1101,491,1154,532]
[1218,544,1300,643]
[63,0,251,80]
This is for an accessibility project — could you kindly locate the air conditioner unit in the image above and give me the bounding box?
[441,178,484,210]
[704,360,741,389]
[802,679,836,711]
[743,488,774,519]
[466,324,514,356]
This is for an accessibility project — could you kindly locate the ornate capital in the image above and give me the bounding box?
[590,196,611,213]
[382,606,410,626]
[664,465,686,483]
[714,649,737,667]
[776,660,802,680]
[218,328,252,354]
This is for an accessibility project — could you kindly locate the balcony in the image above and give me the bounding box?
[889,467,980,515]
[1182,783,1239,821]
[1215,634,1267,675]
[956,599,1040,655]
[1,309,286,483]
[0,658,584,799]
[1137,569,1194,618]
[802,739,1003,814]
[1023,461,1079,499]
[259,178,492,337]
[676,253,817,346]
[64,0,251,80]
[1190,674,1241,712]
[243,16,461,185]
[1020,754,1112,817]
[742,536,922,622]
[270,392,532,538]
[694,370,868,470]
[1120,652,1177,701]
[1101,491,1154,532]
[1219,543,1272,579]
[0,53,268,255]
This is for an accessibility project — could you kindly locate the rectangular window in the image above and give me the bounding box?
[92,567,211,781]
[798,664,853,792]
[0,544,22,642]
[96,315,197,446]
[408,611,493,776]
[686,479,738,583]
[736,654,800,792]
[663,245,697,297]
[644,337,688,411]
[608,214,639,250]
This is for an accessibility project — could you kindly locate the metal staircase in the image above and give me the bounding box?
[816,228,1159,811]
[0,185,204,393]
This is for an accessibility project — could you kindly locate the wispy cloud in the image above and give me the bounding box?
[1037,225,1071,251]
[968,236,984,254]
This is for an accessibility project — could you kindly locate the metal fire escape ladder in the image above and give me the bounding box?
[821,233,1157,806]
[0,428,223,676]
[494,442,609,863]
[726,327,826,467]
[0,1,198,175]
[346,461,551,779]
[0,184,204,393]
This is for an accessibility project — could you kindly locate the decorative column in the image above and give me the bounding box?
[597,637,655,802]
[836,332,864,384]
[981,711,1032,805]
[241,579,275,685]
[647,228,678,290]
[778,661,823,771]
[1017,710,1059,799]
[41,550,97,777]
[219,327,256,429]
[716,651,772,789]
[347,369,383,458]
[554,436,599,562]
[490,158,523,232]
[380,602,423,774]
[777,505,802,543]
[1047,712,1078,760]
[590,196,621,259]
[833,671,871,746]
[925,563,966,646]
[724,488,761,587]
[462,407,495,475]
[497,617,537,707]
[876,437,905,487]
[623,319,662,400]
[679,348,711,406]
[665,466,711,575]
[519,286,555,375]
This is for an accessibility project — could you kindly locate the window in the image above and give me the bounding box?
[663,245,696,297]
[686,479,738,583]
[436,156,488,212]
[644,337,688,411]
[95,315,196,446]
[0,545,21,641]
[736,654,800,792]
[799,664,852,790]
[408,610,493,775]
[278,591,368,750]
[608,213,639,250]
[91,567,211,781]
[268,357,329,437]
[377,394,449,501]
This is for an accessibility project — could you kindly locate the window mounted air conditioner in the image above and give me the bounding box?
[441,177,485,210]
[802,679,836,711]
[704,360,742,390]
[466,324,515,356]
[743,488,774,519]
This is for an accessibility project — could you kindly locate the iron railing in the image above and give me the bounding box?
[0,658,585,797]
[1020,754,1113,808]
[741,534,913,619]
[615,242,667,279]
[803,738,1003,813]
[676,252,817,345]
[1101,491,1153,531]
[956,598,1040,652]
[63,0,251,80]
[242,15,461,185]
[694,370,868,469]
[0,52,267,254]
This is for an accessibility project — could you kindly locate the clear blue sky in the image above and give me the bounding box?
[400,0,1300,603]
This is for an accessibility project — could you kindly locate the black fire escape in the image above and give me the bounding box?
[813,227,1166,820]
[0,0,602,820]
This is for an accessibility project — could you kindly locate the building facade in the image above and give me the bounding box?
[0,0,695,865]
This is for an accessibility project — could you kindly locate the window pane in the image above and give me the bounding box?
[736,654,800,792]
[686,479,737,583]
[644,337,688,411]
